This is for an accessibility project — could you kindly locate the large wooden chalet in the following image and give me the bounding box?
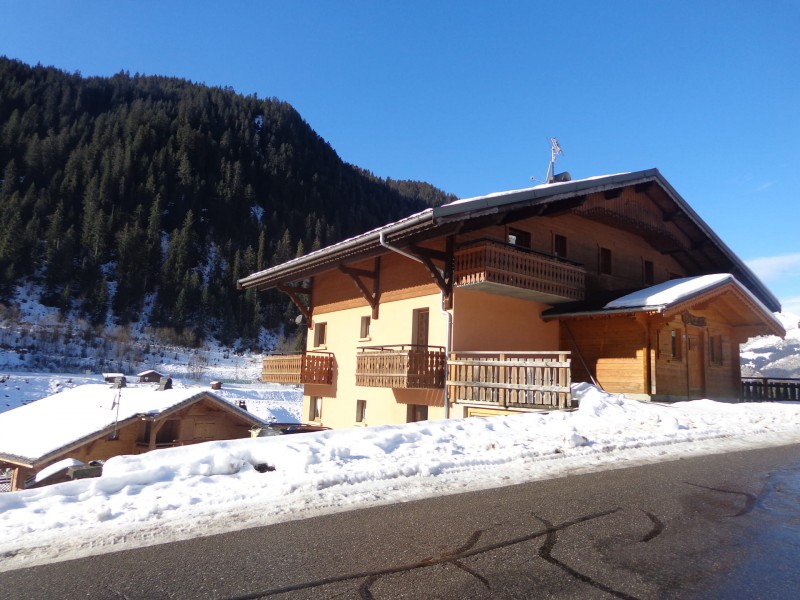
[239,169,784,429]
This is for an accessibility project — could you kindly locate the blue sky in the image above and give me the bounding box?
[2,1,799,315]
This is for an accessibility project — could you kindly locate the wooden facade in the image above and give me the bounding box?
[243,170,784,428]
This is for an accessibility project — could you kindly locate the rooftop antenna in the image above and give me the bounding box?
[546,137,563,183]
[110,380,123,439]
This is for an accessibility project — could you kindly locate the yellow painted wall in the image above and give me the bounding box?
[303,291,447,429]
[452,289,559,351]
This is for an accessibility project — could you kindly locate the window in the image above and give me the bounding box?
[313,322,327,347]
[309,396,322,421]
[671,329,683,360]
[709,335,723,366]
[356,400,367,423]
[553,234,567,258]
[599,247,612,275]
[156,419,180,445]
[407,404,428,423]
[507,227,531,248]
[360,316,371,339]
[643,260,654,285]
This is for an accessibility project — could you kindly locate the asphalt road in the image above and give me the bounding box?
[3,443,800,599]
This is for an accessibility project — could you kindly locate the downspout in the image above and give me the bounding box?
[379,231,452,418]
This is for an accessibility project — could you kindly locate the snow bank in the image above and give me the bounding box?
[2,386,800,571]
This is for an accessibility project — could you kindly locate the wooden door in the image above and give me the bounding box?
[687,332,705,399]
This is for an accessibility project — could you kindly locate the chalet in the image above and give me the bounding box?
[0,385,263,491]
[238,169,784,429]
[137,369,165,383]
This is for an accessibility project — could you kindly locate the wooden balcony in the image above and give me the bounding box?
[448,351,573,409]
[454,240,585,304]
[261,351,334,385]
[356,345,446,389]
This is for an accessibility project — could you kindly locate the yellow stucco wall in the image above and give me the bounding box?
[303,292,448,429]
[451,289,559,351]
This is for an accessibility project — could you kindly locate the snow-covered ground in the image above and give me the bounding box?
[2,383,800,572]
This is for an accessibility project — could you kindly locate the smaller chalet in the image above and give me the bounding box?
[102,372,126,385]
[137,370,165,383]
[0,385,263,491]
[543,274,784,401]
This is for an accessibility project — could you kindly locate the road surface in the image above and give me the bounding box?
[3,443,800,599]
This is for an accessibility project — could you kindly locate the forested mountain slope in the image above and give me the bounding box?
[0,57,455,346]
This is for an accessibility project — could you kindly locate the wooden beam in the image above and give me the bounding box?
[278,283,313,327]
[339,257,381,319]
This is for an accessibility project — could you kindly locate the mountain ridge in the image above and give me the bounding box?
[0,56,456,347]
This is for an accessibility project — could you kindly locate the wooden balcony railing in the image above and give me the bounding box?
[454,240,585,302]
[356,345,446,389]
[261,351,334,385]
[741,377,800,402]
[448,351,573,409]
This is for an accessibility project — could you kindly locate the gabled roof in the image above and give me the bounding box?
[237,169,780,312]
[0,385,263,468]
[543,274,785,337]
[137,369,164,377]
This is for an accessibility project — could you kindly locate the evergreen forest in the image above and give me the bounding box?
[0,57,456,348]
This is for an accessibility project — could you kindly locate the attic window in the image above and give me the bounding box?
[643,260,654,285]
[553,234,567,258]
[507,228,531,248]
[599,247,612,275]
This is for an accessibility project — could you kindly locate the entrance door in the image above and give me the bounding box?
[687,332,705,399]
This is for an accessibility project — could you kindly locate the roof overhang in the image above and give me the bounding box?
[237,169,781,312]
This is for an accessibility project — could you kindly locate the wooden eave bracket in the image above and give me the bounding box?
[409,237,455,309]
[278,283,313,327]
[339,257,381,319]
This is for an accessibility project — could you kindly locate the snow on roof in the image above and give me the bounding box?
[439,172,632,208]
[604,274,733,310]
[0,384,234,464]
[136,370,163,377]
